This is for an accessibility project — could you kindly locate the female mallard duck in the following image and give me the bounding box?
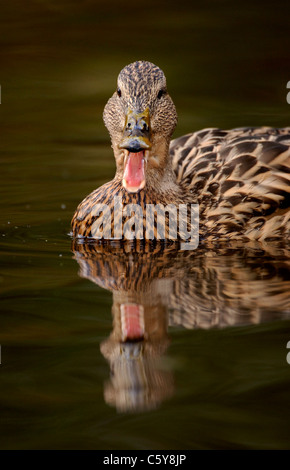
[71,60,290,242]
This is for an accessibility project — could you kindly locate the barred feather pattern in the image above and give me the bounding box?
[71,179,192,240]
[171,126,290,241]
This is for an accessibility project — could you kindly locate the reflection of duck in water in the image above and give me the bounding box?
[72,241,290,412]
[101,297,174,413]
[72,60,290,241]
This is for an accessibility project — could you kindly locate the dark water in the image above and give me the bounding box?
[1,0,290,450]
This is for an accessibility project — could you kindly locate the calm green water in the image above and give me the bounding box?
[1,0,290,450]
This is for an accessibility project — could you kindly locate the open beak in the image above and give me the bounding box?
[119,108,151,193]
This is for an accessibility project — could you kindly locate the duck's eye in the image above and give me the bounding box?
[117,88,122,98]
[157,89,166,99]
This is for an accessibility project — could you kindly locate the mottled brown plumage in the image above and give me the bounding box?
[71,61,290,242]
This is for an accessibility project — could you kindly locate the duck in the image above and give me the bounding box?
[71,60,290,242]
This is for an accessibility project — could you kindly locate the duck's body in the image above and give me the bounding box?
[71,61,290,242]
[171,126,290,240]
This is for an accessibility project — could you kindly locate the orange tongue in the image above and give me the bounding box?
[123,151,145,192]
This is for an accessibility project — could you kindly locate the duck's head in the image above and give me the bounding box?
[103,61,178,193]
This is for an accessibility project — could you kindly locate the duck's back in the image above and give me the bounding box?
[170,127,290,241]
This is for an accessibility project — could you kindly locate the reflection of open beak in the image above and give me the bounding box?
[120,342,144,359]
[120,303,145,342]
[119,108,151,193]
